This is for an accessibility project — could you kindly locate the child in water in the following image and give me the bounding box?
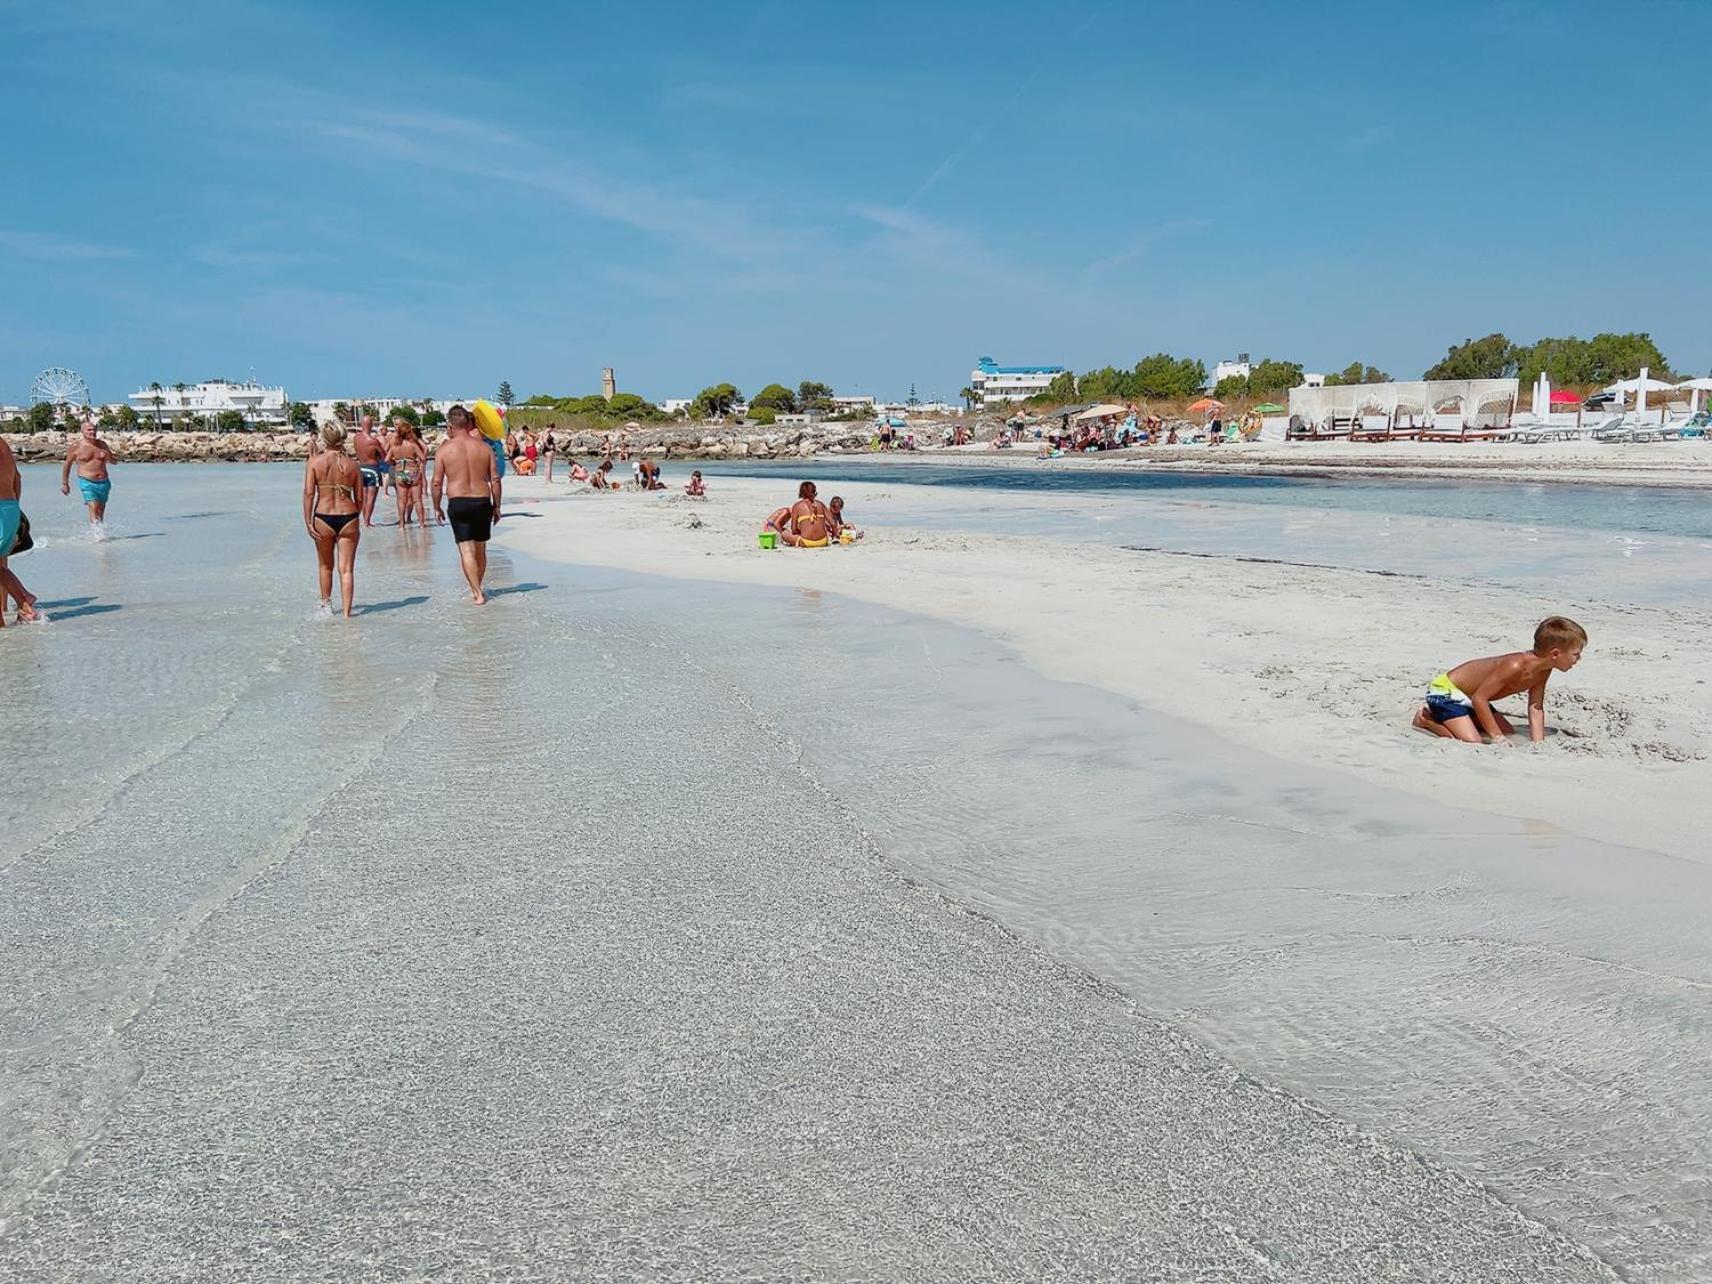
[1413,615,1586,745]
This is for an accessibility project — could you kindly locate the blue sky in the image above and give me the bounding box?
[3,0,1708,404]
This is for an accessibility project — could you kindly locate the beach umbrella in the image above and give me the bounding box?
[1187,397,1225,414]
[1548,389,1582,406]
[1252,402,1285,414]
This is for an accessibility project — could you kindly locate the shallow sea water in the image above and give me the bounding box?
[1,464,1705,1280]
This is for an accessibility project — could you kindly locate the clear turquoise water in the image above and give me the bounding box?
[3,463,1705,1279]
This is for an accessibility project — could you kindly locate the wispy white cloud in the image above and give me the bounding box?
[0,229,133,261]
[1083,217,1211,275]
[193,245,333,270]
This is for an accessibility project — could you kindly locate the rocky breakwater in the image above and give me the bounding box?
[3,430,314,463]
[546,422,876,460]
[4,421,881,464]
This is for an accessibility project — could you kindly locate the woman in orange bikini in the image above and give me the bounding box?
[302,421,363,617]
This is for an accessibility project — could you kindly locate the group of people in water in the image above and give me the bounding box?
[306,406,502,615]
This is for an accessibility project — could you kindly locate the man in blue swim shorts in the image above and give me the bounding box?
[61,419,116,539]
[0,434,40,624]
[352,414,385,527]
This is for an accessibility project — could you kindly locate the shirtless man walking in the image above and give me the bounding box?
[1,434,39,625]
[353,415,385,527]
[61,419,116,539]
[432,405,502,604]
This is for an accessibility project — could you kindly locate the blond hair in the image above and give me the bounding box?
[1534,615,1588,652]
[319,421,347,451]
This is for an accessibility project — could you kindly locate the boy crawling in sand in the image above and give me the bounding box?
[1413,615,1586,745]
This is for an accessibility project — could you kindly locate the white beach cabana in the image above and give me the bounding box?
[1674,378,1712,415]
[1599,369,1678,417]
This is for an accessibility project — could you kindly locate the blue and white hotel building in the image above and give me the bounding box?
[969,356,1068,404]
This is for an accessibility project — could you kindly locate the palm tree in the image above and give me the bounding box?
[960,385,977,411]
[149,381,164,427]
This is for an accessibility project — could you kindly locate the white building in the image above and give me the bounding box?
[828,395,875,414]
[305,397,478,425]
[130,379,290,426]
[660,398,694,416]
[1212,354,1252,387]
[969,356,1067,404]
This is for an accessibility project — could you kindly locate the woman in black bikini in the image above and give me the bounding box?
[541,424,557,483]
[302,421,363,617]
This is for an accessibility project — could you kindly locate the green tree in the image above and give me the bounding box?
[27,402,55,432]
[1243,359,1304,396]
[959,386,976,410]
[747,405,777,426]
[389,403,421,426]
[148,381,165,427]
[1078,366,1133,402]
[215,409,247,432]
[691,383,741,418]
[116,404,140,431]
[797,380,834,413]
[1515,332,1670,386]
[1323,362,1393,386]
[606,392,660,419]
[288,401,315,430]
[750,383,797,412]
[332,401,353,423]
[1213,375,1249,399]
[496,380,515,407]
[1130,353,1207,399]
[421,407,445,427]
[96,407,122,431]
[907,383,919,407]
[1423,334,1515,380]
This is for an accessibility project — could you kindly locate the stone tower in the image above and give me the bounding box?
[601,367,616,401]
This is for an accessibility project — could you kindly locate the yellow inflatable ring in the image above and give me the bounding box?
[472,399,506,441]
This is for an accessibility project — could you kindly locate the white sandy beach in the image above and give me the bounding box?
[498,471,1709,864]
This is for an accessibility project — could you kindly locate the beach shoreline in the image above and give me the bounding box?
[496,472,1709,864]
[11,430,1712,487]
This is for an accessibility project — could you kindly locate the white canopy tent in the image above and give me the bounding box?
[1674,378,1712,415]
[1599,368,1677,416]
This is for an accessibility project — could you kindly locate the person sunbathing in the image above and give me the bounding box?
[1413,616,1586,745]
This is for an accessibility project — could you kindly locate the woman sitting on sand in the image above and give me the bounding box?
[764,482,832,547]
[685,470,706,497]
[302,421,362,618]
[589,459,617,490]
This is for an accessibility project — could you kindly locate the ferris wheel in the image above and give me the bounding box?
[31,366,90,407]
